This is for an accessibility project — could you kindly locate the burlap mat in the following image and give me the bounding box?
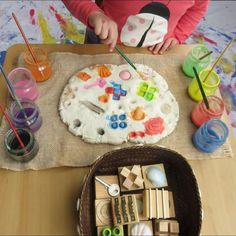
[0,52,233,170]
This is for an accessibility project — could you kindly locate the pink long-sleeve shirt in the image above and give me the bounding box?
[62,0,209,44]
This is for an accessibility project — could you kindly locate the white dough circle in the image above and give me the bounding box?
[59,64,179,144]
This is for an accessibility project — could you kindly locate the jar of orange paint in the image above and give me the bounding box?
[23,47,52,82]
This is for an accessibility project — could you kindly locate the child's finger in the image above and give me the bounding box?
[101,27,118,51]
[94,19,103,36]
[166,39,178,51]
[99,22,109,40]
[152,42,164,54]
[148,45,155,51]
[159,39,172,54]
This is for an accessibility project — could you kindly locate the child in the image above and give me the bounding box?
[62,0,209,54]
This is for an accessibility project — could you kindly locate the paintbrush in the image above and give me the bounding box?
[12,12,45,79]
[198,50,213,60]
[203,39,234,82]
[0,64,29,124]
[0,104,25,149]
[193,66,210,109]
[114,45,145,79]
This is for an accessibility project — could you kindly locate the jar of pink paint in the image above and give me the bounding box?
[8,67,38,101]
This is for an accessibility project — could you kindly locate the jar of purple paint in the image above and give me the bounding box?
[9,99,42,132]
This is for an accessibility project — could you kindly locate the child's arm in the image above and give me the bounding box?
[172,0,210,44]
[62,0,118,51]
[62,0,102,26]
[149,0,209,54]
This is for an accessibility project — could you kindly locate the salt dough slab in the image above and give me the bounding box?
[59,64,179,144]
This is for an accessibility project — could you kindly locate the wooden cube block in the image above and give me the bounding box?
[158,221,169,232]
[131,165,141,176]
[169,221,179,234]
[95,175,119,199]
[154,220,179,235]
[134,176,144,188]
[142,164,168,189]
[120,167,130,178]
[122,177,133,190]
[95,199,112,227]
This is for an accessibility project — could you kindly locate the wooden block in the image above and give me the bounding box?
[150,189,157,219]
[142,164,168,189]
[143,189,158,219]
[169,191,176,218]
[95,199,112,227]
[159,221,169,232]
[143,189,149,219]
[162,189,170,219]
[95,175,119,199]
[120,167,130,178]
[134,193,148,221]
[122,177,133,189]
[154,219,179,235]
[111,195,139,225]
[169,220,179,234]
[128,221,153,236]
[134,176,144,188]
[131,165,141,176]
[157,189,164,218]
[118,165,144,192]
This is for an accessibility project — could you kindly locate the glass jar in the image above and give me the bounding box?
[9,99,42,132]
[182,45,212,77]
[191,95,225,127]
[192,119,229,153]
[8,67,38,101]
[188,69,220,102]
[23,47,52,82]
[4,128,39,162]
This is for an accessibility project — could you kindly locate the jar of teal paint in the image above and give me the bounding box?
[182,45,212,78]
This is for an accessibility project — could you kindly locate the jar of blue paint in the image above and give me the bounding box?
[9,99,42,133]
[192,119,229,153]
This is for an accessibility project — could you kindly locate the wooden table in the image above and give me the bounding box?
[0,44,236,235]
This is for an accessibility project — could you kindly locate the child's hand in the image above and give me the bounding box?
[148,38,179,55]
[89,11,118,52]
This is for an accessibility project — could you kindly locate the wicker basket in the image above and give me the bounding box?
[78,145,202,236]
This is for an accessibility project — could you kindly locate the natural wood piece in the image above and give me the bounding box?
[154,219,179,235]
[95,199,112,227]
[133,193,148,221]
[0,44,236,235]
[111,195,139,225]
[95,175,119,199]
[142,164,168,189]
[143,188,173,219]
[118,165,144,192]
